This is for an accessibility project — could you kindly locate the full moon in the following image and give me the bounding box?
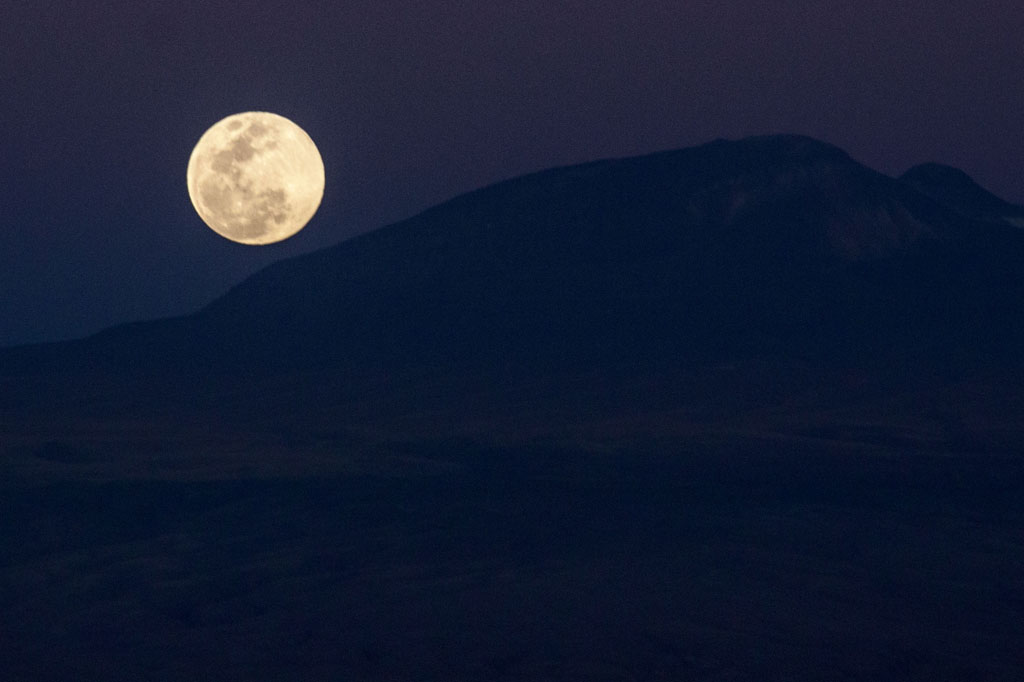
[187,112,325,245]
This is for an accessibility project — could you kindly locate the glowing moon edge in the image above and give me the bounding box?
[187,111,325,245]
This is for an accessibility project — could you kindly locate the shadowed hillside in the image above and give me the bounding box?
[2,136,1024,681]
[5,135,1024,386]
[901,162,1024,226]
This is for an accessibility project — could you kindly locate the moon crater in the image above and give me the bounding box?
[187,112,324,245]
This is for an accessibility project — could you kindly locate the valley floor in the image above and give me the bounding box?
[2,438,1023,681]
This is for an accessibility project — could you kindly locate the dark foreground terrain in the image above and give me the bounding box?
[3,435,1023,681]
[3,135,1024,679]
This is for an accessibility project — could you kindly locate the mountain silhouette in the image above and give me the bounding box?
[901,162,1024,226]
[5,135,1024,682]
[4,135,1024,398]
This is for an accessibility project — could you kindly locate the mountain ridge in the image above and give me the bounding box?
[901,162,1024,227]
[4,134,1023,384]
[4,136,1024,682]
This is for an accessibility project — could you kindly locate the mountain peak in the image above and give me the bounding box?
[900,163,1024,225]
[175,134,1014,371]
[704,133,853,161]
[5,134,1023,380]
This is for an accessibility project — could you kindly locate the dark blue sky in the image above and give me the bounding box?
[2,0,1022,346]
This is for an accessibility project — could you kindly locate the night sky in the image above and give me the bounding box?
[2,1,1022,347]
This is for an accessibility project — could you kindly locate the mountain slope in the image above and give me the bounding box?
[4,136,1024,682]
[901,162,1024,226]
[5,135,1024,383]
[182,135,1024,369]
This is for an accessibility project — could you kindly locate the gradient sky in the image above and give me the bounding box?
[2,0,1022,346]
